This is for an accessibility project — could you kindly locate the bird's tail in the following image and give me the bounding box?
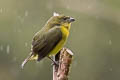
[21,52,34,69]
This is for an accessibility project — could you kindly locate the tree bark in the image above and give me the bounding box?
[53,48,73,80]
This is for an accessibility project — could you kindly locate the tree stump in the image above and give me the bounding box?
[53,48,73,80]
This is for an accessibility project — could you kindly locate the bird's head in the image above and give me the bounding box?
[46,12,75,29]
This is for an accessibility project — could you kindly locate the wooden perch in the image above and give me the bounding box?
[53,48,73,80]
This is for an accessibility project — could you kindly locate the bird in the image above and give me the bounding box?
[21,12,75,69]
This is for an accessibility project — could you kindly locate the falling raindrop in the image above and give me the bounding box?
[25,42,28,47]
[6,45,10,54]
[66,5,70,9]
[0,8,3,13]
[33,25,36,28]
[108,40,112,45]
[0,45,3,51]
[109,68,112,71]
[18,29,22,33]
[25,10,28,17]
[88,5,91,9]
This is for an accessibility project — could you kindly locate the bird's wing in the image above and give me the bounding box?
[32,27,62,61]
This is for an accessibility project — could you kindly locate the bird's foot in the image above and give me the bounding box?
[47,56,59,66]
[51,61,59,66]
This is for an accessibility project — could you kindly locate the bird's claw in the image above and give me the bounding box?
[51,61,59,66]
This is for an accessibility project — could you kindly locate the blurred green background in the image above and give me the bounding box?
[0,0,120,80]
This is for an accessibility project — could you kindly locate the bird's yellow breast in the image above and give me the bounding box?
[48,24,70,56]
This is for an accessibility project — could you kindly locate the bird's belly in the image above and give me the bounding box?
[48,39,66,56]
[48,26,69,56]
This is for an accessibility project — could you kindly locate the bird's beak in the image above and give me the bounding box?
[69,17,75,22]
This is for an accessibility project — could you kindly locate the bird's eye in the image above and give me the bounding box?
[63,17,68,20]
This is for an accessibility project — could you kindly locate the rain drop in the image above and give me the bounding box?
[0,45,3,51]
[18,29,22,33]
[6,45,10,54]
[25,42,28,47]
[88,5,91,9]
[66,5,70,9]
[109,68,112,71]
[25,10,28,17]
[108,40,112,45]
[0,8,3,13]
[33,25,36,28]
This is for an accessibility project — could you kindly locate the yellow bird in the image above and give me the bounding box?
[21,12,75,68]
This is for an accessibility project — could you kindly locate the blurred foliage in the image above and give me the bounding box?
[0,0,120,80]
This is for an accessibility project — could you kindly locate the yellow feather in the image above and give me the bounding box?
[48,23,71,56]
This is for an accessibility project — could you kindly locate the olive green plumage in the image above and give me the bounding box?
[21,12,75,68]
[32,27,62,61]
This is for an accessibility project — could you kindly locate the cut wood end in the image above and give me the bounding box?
[66,48,74,56]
